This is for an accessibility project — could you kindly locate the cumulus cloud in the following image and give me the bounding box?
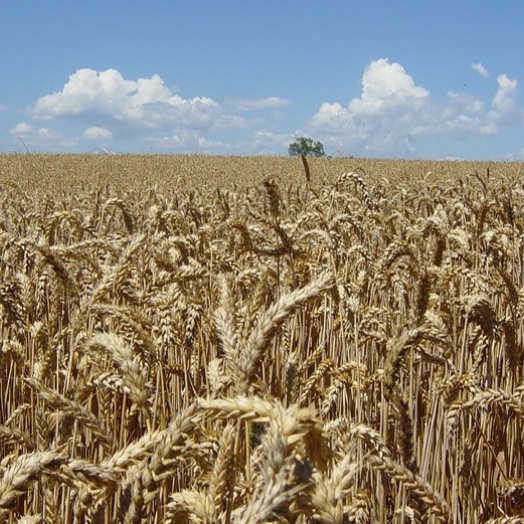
[153,128,292,155]
[309,58,523,155]
[229,97,291,111]
[10,122,77,149]
[84,126,113,139]
[11,122,34,135]
[30,68,239,140]
[492,74,517,112]
[350,58,429,111]
[152,130,220,152]
[472,62,490,78]
[17,63,524,156]
[310,59,431,153]
[25,68,291,151]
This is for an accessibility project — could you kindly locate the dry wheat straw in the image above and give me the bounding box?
[1,155,524,522]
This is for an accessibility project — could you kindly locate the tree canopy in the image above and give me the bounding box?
[288,136,325,157]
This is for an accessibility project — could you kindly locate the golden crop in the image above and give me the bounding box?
[0,154,523,523]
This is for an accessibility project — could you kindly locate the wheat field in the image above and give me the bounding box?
[0,153,523,523]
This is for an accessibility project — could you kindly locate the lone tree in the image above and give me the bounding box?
[288,136,325,157]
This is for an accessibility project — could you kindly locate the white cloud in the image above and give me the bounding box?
[11,122,34,135]
[10,122,78,149]
[31,68,236,139]
[492,74,517,112]
[27,68,290,151]
[153,130,217,151]
[310,59,431,153]
[84,126,112,139]
[245,130,293,154]
[20,63,524,156]
[472,62,490,78]
[152,128,292,155]
[229,97,291,111]
[309,58,523,156]
[350,58,429,111]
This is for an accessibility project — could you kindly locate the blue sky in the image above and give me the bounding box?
[1,1,524,159]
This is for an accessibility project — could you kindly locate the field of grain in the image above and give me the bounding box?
[0,154,523,523]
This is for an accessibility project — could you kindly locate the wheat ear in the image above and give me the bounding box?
[0,451,67,514]
[236,271,334,390]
